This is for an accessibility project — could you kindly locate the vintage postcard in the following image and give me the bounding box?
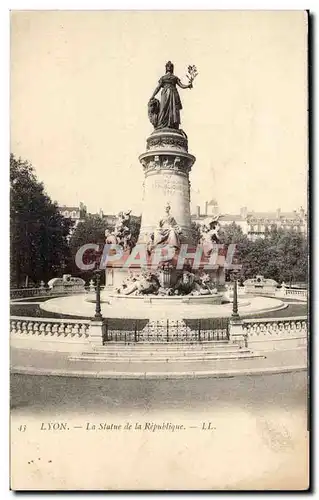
[10,10,309,490]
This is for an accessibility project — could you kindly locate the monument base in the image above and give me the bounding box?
[103,261,225,301]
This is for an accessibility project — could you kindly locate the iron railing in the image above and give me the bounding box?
[103,318,229,344]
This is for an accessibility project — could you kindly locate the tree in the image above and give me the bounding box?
[269,229,308,284]
[129,216,141,244]
[68,214,111,282]
[68,213,142,282]
[218,223,251,281]
[191,221,201,244]
[10,154,73,287]
[217,222,308,284]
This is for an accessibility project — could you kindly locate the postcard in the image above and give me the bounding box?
[10,10,309,490]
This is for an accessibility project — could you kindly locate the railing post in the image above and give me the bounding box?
[88,270,105,348]
[167,319,169,343]
[231,279,240,320]
[104,320,108,343]
[198,318,201,342]
[134,320,138,343]
[94,271,102,320]
[229,276,247,348]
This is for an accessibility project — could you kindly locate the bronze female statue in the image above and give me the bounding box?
[149,61,196,130]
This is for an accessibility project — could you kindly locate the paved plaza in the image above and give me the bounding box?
[11,369,307,416]
[11,345,307,379]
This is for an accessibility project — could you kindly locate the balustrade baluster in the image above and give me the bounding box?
[57,324,65,336]
[45,323,52,335]
[79,323,87,337]
[65,324,72,336]
[52,323,58,335]
[71,324,80,337]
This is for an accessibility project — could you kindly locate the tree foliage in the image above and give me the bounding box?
[129,216,141,245]
[68,214,142,282]
[68,214,110,281]
[219,223,308,283]
[10,154,73,287]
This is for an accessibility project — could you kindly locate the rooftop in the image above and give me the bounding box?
[59,206,80,212]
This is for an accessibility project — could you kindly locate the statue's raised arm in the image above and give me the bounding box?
[148,61,198,130]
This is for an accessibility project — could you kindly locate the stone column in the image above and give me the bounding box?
[138,128,196,245]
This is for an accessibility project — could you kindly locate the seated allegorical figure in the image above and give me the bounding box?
[153,202,182,249]
[174,271,196,295]
[116,272,160,296]
[192,272,218,296]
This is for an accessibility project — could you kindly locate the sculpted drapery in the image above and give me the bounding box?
[149,61,193,129]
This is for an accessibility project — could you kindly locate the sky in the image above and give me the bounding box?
[10,10,308,215]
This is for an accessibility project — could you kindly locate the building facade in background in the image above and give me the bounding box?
[191,199,307,240]
[58,202,87,232]
[59,198,307,241]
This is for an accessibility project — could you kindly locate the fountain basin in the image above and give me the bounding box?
[39,294,286,320]
[104,292,225,305]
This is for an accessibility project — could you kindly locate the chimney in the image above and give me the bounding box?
[196,205,200,217]
[205,201,208,215]
[276,208,281,219]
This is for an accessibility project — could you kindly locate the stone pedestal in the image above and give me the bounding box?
[88,319,106,347]
[138,128,196,244]
[229,319,248,348]
[105,267,114,288]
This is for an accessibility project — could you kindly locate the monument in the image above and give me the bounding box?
[104,61,225,296]
[138,61,197,246]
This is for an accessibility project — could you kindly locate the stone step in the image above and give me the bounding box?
[82,346,248,356]
[93,341,231,351]
[69,351,264,363]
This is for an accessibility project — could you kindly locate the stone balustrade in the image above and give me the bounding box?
[242,316,307,336]
[10,288,46,300]
[10,316,90,338]
[236,284,307,302]
[10,286,105,301]
[284,288,307,300]
[10,313,308,353]
[241,316,307,351]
